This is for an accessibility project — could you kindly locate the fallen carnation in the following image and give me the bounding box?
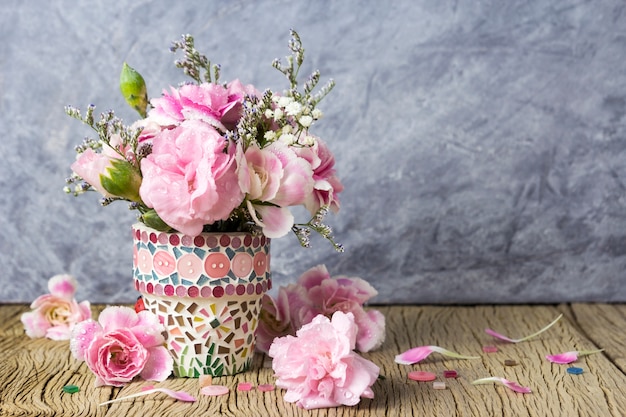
[485,314,563,343]
[269,311,379,410]
[394,345,480,365]
[257,264,385,354]
[21,274,91,340]
[70,306,173,387]
[472,377,532,394]
[545,349,604,364]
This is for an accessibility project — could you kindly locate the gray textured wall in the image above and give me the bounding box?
[2,0,625,304]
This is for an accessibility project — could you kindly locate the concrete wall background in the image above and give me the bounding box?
[2,0,625,304]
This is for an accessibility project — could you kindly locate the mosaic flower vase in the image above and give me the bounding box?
[132,223,271,377]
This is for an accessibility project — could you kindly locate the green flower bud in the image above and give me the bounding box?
[141,209,172,232]
[120,62,148,118]
[99,159,143,202]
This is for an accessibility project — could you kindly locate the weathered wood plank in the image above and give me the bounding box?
[569,303,626,374]
[1,304,625,417]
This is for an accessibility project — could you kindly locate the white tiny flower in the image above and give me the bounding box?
[273,108,284,121]
[282,125,293,134]
[264,131,277,141]
[285,101,303,116]
[264,109,274,118]
[272,94,281,103]
[311,108,323,119]
[279,133,295,144]
[278,96,292,108]
[299,115,313,127]
[300,135,315,146]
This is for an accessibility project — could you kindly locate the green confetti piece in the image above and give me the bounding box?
[62,385,80,394]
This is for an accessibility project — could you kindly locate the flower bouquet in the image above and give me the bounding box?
[65,30,342,249]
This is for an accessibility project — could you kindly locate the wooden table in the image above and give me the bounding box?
[1,304,625,416]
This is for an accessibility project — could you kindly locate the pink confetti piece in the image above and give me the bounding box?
[237,382,253,391]
[472,377,532,394]
[257,384,275,392]
[99,387,196,406]
[394,345,480,365]
[199,374,213,388]
[545,349,604,364]
[485,314,563,343]
[201,385,230,396]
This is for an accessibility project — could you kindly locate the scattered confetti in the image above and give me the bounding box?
[545,349,604,364]
[485,314,563,343]
[257,384,275,392]
[201,385,230,396]
[472,377,532,394]
[199,374,213,388]
[395,345,480,365]
[99,387,196,406]
[237,382,253,391]
[62,385,80,394]
[408,371,437,382]
[504,359,517,366]
[567,367,584,375]
[482,345,498,353]
[134,296,145,313]
[443,370,458,378]
[433,381,446,390]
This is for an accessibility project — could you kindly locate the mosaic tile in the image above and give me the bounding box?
[132,223,271,377]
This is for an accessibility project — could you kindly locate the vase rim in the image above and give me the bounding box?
[132,222,266,239]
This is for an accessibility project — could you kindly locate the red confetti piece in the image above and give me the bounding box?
[237,382,253,391]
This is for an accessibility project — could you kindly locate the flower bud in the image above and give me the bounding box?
[120,62,148,117]
[99,159,143,202]
[141,209,172,232]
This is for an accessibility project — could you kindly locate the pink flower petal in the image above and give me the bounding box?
[99,387,196,406]
[485,314,563,343]
[139,346,173,382]
[472,377,532,394]
[395,345,480,365]
[47,274,78,299]
[546,349,604,364]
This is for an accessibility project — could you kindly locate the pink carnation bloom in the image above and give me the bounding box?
[140,119,243,236]
[70,306,173,387]
[294,136,343,215]
[147,79,258,132]
[71,134,129,197]
[237,141,314,238]
[288,265,385,352]
[269,311,379,410]
[21,274,91,340]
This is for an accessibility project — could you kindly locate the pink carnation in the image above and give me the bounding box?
[294,136,343,215]
[70,306,173,387]
[139,119,243,235]
[289,265,385,352]
[237,141,314,238]
[21,274,91,340]
[147,79,258,132]
[257,265,385,353]
[256,292,294,354]
[269,311,379,410]
[70,134,130,197]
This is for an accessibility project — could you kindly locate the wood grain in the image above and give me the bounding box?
[2,304,624,416]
